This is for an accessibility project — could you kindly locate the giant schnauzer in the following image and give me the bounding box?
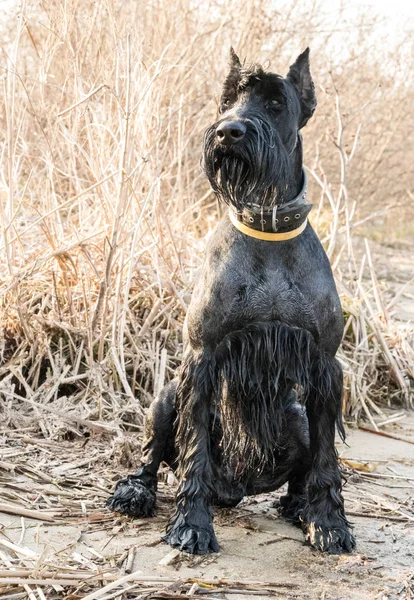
[108,48,356,555]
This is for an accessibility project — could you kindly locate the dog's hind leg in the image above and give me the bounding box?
[275,400,311,523]
[302,358,356,554]
[107,379,178,518]
[164,351,219,555]
[243,397,311,521]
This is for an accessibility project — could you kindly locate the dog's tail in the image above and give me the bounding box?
[214,321,344,469]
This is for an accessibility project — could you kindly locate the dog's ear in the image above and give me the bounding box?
[229,46,241,69]
[219,47,242,112]
[287,48,317,129]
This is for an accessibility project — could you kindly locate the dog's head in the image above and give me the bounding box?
[203,48,316,210]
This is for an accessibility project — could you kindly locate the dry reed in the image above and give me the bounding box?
[0,0,412,438]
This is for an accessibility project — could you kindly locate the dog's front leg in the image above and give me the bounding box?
[303,358,356,554]
[163,350,219,554]
[107,380,178,518]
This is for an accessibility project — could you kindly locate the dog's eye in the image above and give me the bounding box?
[220,98,233,113]
[268,99,282,109]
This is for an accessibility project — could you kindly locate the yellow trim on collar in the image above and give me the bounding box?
[229,210,308,241]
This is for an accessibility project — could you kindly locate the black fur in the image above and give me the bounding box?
[215,321,344,470]
[107,48,355,556]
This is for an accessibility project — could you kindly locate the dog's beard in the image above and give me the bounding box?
[202,116,292,211]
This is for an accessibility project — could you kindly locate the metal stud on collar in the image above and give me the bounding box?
[272,206,278,232]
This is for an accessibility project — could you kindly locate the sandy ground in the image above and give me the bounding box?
[1,416,414,600]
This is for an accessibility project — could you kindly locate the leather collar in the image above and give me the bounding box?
[229,211,308,241]
[229,169,312,234]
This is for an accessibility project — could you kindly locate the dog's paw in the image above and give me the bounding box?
[305,521,356,554]
[106,476,156,518]
[274,493,306,525]
[163,511,219,554]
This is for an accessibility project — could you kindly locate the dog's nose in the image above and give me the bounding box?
[216,120,246,144]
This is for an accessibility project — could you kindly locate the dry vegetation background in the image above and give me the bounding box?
[0,0,413,438]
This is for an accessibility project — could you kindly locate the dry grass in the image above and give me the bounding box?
[0,0,413,438]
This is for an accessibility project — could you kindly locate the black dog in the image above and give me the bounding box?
[108,48,355,555]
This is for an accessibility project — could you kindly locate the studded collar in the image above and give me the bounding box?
[229,169,312,234]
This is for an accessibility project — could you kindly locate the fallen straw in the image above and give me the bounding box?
[80,574,298,600]
[0,503,57,522]
[0,570,98,579]
[359,427,414,446]
[0,571,300,593]
[0,539,37,559]
[124,546,136,574]
[0,391,118,435]
[0,578,82,586]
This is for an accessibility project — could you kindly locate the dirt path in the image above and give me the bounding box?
[1,416,414,599]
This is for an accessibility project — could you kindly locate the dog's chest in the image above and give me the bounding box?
[185,221,335,350]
